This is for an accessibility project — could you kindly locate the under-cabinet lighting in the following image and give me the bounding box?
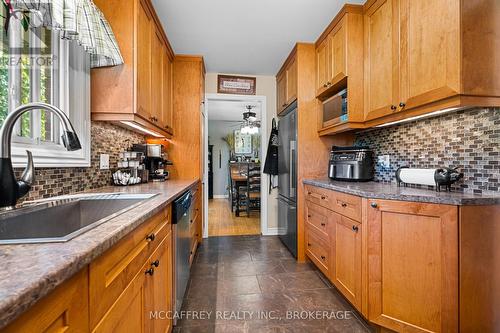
[375,107,462,128]
[120,121,164,137]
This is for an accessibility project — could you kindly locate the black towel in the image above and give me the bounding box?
[263,118,279,193]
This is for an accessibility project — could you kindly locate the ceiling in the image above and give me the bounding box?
[151,0,364,75]
[207,100,261,121]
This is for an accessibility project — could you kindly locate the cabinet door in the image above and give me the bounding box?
[331,213,362,311]
[286,59,297,105]
[145,232,173,333]
[93,265,147,333]
[329,21,347,85]
[367,199,458,333]
[277,72,287,114]
[399,0,460,110]
[363,0,399,121]
[151,27,164,128]
[2,269,89,333]
[316,39,329,95]
[137,0,153,120]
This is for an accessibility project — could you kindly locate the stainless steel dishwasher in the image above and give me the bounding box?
[172,190,192,323]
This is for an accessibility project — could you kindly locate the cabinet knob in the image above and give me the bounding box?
[308,191,312,195]
[321,255,326,260]
[307,214,311,218]
[323,83,328,88]
[370,202,378,208]
[145,268,154,276]
[341,202,347,208]
[399,102,406,108]
[352,225,359,232]
[391,105,397,111]
[321,196,326,200]
[146,233,155,242]
[307,242,311,247]
[151,260,160,267]
[321,222,326,227]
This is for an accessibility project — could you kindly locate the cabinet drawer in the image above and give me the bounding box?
[305,185,333,208]
[305,228,331,277]
[305,201,331,242]
[89,208,171,329]
[331,191,362,222]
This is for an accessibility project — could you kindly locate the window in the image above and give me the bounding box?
[0,12,90,167]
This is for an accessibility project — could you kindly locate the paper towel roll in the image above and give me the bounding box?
[396,168,437,186]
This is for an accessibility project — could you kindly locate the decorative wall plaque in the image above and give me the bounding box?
[218,75,256,95]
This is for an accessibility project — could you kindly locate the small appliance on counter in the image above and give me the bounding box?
[328,146,374,181]
[132,144,172,182]
[396,167,464,192]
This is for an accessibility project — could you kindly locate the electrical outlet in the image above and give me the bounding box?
[100,154,110,170]
[378,155,390,168]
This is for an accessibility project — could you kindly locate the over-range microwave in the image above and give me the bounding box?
[322,88,347,128]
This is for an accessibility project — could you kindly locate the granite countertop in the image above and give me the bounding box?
[303,178,500,206]
[0,179,198,329]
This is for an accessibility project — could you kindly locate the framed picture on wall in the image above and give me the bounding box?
[234,130,252,154]
[218,75,256,95]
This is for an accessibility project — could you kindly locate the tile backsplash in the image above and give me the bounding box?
[15,122,145,201]
[355,108,500,194]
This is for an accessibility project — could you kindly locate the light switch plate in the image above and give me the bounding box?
[378,155,390,168]
[100,154,110,170]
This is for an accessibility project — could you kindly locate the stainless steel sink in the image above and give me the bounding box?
[0,193,158,245]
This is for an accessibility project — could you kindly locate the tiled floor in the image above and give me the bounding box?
[174,235,373,333]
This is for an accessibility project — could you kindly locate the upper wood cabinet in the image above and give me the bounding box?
[92,0,175,137]
[315,5,365,135]
[363,0,399,121]
[277,54,298,115]
[363,0,500,125]
[367,199,458,333]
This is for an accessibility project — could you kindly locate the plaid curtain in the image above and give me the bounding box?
[8,0,123,68]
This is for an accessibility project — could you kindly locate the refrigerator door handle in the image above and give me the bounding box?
[290,140,296,198]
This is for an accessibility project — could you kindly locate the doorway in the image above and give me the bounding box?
[203,94,268,238]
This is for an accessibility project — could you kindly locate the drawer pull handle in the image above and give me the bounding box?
[145,268,154,276]
[352,225,359,232]
[321,223,326,227]
[370,202,378,208]
[146,234,155,242]
[321,255,326,260]
[341,203,347,208]
[151,260,160,267]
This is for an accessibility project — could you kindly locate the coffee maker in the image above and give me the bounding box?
[132,144,171,181]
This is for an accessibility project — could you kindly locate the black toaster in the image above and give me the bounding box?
[328,146,374,181]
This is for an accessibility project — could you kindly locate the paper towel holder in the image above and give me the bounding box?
[396,166,464,192]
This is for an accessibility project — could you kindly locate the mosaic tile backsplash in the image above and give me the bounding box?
[14,122,146,201]
[354,108,500,194]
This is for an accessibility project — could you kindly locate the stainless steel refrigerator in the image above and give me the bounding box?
[278,102,297,257]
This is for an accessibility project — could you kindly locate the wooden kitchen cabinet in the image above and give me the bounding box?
[92,0,175,137]
[1,268,89,333]
[366,199,458,333]
[363,0,399,121]
[315,5,365,135]
[331,213,362,310]
[276,52,298,114]
[363,0,500,126]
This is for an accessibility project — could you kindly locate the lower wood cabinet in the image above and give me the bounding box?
[2,205,174,333]
[1,268,89,333]
[330,213,362,310]
[303,185,499,332]
[366,199,458,333]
